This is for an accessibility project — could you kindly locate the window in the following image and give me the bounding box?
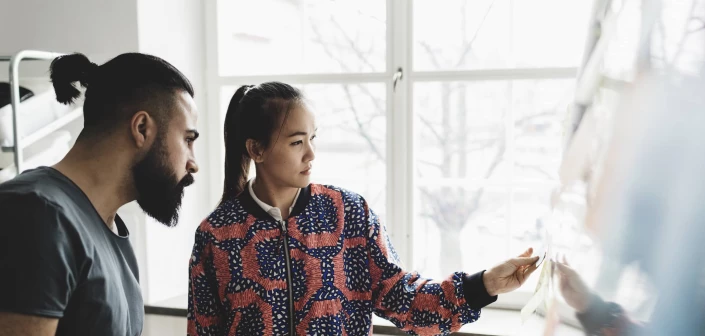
[207,0,590,308]
[412,79,574,284]
[212,0,389,220]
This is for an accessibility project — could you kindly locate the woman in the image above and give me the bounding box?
[188,82,539,335]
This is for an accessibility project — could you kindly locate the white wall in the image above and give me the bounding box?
[136,0,211,305]
[0,0,139,77]
[0,0,140,168]
[0,0,213,306]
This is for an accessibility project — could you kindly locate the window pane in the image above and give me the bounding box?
[413,0,590,71]
[414,81,510,182]
[413,185,509,279]
[301,83,387,219]
[412,79,572,284]
[510,188,552,252]
[217,0,386,76]
[509,187,553,291]
[221,83,387,219]
[513,79,574,180]
[414,79,573,182]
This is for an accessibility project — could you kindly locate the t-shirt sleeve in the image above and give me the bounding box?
[0,194,81,318]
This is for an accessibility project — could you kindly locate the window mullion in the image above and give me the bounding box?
[205,0,223,211]
[387,0,413,264]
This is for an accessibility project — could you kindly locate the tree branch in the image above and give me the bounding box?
[453,138,501,155]
[417,159,444,170]
[669,0,701,68]
[342,85,385,161]
[514,110,556,129]
[419,41,442,69]
[329,18,377,72]
[417,114,447,145]
[454,0,498,68]
[688,17,705,33]
[515,163,554,179]
[309,21,385,114]
[419,186,462,227]
[466,130,507,213]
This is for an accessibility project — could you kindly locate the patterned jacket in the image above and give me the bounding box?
[188,184,496,335]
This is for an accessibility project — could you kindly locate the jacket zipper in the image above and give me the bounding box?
[280,219,296,335]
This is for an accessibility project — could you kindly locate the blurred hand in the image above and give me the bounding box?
[482,248,540,296]
[555,256,593,313]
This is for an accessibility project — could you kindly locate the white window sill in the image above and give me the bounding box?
[146,294,583,336]
[370,309,582,336]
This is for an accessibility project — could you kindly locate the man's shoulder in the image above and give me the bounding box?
[0,167,79,219]
[0,167,76,210]
[1,166,65,197]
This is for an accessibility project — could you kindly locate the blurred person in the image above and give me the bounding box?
[556,71,705,335]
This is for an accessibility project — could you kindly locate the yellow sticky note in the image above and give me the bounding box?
[522,259,553,323]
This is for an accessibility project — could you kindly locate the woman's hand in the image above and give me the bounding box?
[482,248,540,296]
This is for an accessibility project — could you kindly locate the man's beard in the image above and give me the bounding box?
[132,139,194,227]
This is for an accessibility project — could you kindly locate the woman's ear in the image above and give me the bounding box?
[246,139,265,163]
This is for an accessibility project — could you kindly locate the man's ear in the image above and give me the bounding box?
[130,111,157,149]
[246,139,265,163]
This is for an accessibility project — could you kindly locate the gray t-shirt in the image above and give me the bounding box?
[0,167,143,336]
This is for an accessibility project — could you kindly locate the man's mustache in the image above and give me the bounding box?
[179,173,195,188]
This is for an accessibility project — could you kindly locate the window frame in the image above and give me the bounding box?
[205,0,579,310]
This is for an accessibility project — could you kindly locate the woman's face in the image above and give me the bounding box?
[255,104,317,189]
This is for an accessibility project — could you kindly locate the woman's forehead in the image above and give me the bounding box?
[281,105,316,131]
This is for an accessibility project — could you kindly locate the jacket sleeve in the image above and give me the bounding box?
[188,221,227,336]
[365,199,495,335]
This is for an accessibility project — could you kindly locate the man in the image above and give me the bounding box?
[0,52,199,336]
